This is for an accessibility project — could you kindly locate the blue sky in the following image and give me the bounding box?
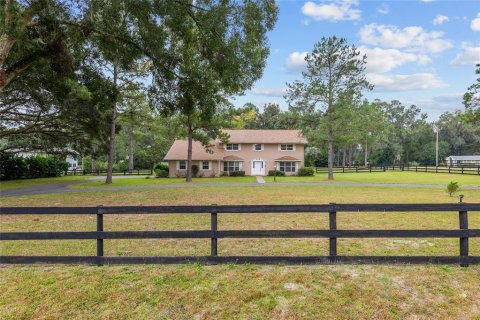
[232,0,480,119]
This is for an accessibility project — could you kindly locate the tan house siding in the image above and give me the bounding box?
[168,160,221,178]
[164,130,307,177]
[222,143,304,176]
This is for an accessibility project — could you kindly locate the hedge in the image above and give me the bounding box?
[0,152,69,180]
[298,167,315,176]
[267,170,285,176]
[153,162,169,178]
[229,170,245,177]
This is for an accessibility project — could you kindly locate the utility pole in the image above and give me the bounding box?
[435,124,439,167]
[365,132,371,167]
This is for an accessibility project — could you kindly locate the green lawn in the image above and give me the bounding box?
[68,171,480,189]
[0,175,90,191]
[264,171,480,185]
[71,176,257,188]
[1,175,480,319]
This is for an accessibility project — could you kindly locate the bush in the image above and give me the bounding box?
[153,162,169,178]
[446,181,460,197]
[192,165,199,177]
[113,160,129,171]
[267,170,285,176]
[298,167,314,176]
[229,170,245,177]
[0,152,68,180]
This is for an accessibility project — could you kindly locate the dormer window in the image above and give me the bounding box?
[280,144,294,151]
[226,143,240,151]
[253,144,263,151]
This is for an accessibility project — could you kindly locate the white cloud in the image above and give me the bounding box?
[471,13,480,32]
[377,4,389,15]
[359,23,453,53]
[285,51,308,73]
[420,0,435,2]
[301,0,361,22]
[451,44,480,66]
[359,46,428,73]
[433,14,449,25]
[403,93,463,117]
[367,73,447,91]
[250,87,286,97]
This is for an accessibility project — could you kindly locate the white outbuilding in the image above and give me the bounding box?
[445,155,480,167]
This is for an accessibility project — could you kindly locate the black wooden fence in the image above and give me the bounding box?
[65,169,153,176]
[315,165,480,175]
[1,203,479,266]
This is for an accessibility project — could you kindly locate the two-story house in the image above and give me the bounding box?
[163,129,308,177]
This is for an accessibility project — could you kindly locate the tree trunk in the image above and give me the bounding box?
[342,149,346,166]
[349,145,353,166]
[327,122,334,180]
[128,124,134,171]
[186,121,193,182]
[105,63,118,184]
[91,156,97,172]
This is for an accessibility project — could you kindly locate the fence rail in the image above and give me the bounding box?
[1,203,479,266]
[315,165,480,175]
[65,169,153,176]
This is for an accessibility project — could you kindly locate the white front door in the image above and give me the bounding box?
[251,161,265,176]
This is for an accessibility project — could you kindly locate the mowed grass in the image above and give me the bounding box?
[69,171,480,188]
[264,171,480,185]
[0,175,89,191]
[1,179,480,319]
[71,175,257,188]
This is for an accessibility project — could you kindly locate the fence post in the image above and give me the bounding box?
[459,206,469,267]
[329,203,337,262]
[97,205,104,266]
[211,204,218,257]
[462,167,464,175]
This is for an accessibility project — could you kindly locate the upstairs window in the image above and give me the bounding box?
[226,143,240,151]
[280,144,294,151]
[253,144,263,151]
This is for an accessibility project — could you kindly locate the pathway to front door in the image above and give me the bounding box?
[255,176,266,184]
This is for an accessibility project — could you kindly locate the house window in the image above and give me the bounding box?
[280,144,294,151]
[223,161,241,172]
[278,161,297,172]
[202,161,210,170]
[226,144,240,151]
[178,160,186,170]
[253,144,263,151]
